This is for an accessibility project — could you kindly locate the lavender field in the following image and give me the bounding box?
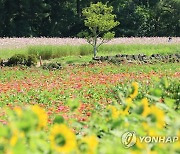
[0,37,180,49]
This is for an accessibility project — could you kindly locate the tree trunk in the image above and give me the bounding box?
[93,46,97,58]
[93,35,97,58]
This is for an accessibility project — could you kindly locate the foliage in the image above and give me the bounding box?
[0,74,179,153]
[26,55,38,66]
[0,43,179,61]
[42,62,62,70]
[0,0,179,37]
[82,2,119,57]
[6,54,37,67]
[7,54,27,66]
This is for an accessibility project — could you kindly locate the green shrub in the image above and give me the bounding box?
[6,54,38,67]
[7,54,27,66]
[42,62,62,70]
[26,55,38,66]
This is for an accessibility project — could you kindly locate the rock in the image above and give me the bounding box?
[100,56,105,61]
[92,56,101,61]
[107,56,113,61]
[138,54,144,61]
[175,53,180,58]
[134,55,139,61]
[104,56,109,60]
[126,55,132,60]
[127,60,135,64]
[115,54,121,57]
[89,53,179,65]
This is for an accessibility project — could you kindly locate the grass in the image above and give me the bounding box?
[51,56,92,65]
[0,44,179,60]
[0,48,27,59]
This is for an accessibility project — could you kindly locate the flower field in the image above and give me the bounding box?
[0,37,179,49]
[0,62,180,154]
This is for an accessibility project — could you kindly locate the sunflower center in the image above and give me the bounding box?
[79,142,88,152]
[148,113,157,123]
[55,134,66,146]
[136,105,143,114]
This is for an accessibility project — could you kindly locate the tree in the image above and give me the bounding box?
[82,2,119,58]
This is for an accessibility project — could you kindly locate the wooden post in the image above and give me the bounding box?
[39,56,42,66]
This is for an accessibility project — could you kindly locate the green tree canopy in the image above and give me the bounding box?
[82,2,119,57]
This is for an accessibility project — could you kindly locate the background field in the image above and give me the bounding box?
[0,37,180,61]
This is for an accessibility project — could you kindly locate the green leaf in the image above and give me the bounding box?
[164,97,176,108]
[53,115,64,124]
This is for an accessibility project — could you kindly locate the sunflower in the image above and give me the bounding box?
[141,98,150,117]
[120,105,130,116]
[141,122,149,130]
[31,105,48,130]
[135,137,147,149]
[129,82,138,99]
[10,130,18,147]
[80,135,98,154]
[147,105,165,129]
[107,105,120,119]
[14,106,22,117]
[125,97,132,105]
[50,124,77,153]
[118,97,132,116]
[9,129,24,147]
[174,131,180,149]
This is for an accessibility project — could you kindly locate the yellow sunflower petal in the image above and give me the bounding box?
[50,124,77,153]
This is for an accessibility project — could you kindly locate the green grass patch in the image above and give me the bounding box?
[98,44,180,56]
[0,44,179,60]
[27,45,92,60]
[51,56,92,65]
[0,48,27,59]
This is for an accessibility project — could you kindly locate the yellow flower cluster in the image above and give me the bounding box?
[80,135,99,154]
[49,124,99,154]
[107,87,135,119]
[130,82,139,99]
[14,106,23,117]
[108,105,120,119]
[31,105,48,130]
[9,129,24,147]
[141,98,165,129]
[49,124,77,153]
[108,101,132,119]
[5,105,100,154]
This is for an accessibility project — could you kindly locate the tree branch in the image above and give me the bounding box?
[97,38,110,48]
[87,38,94,46]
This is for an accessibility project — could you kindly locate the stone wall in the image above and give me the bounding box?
[93,54,180,64]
